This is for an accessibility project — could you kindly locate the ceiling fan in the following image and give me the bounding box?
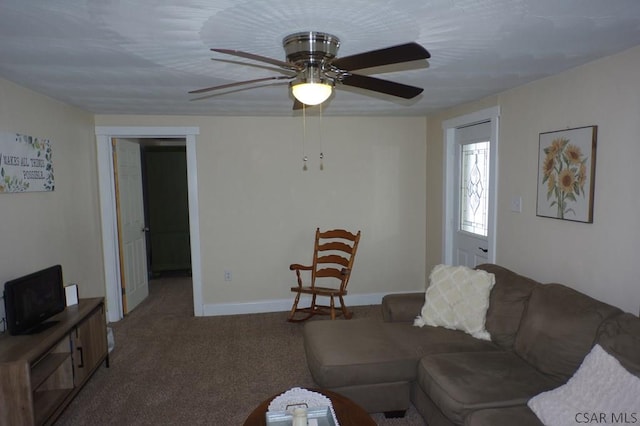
[190,31,431,109]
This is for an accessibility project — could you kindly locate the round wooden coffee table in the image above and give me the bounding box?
[243,388,375,425]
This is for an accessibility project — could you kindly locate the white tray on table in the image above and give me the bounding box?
[265,387,340,426]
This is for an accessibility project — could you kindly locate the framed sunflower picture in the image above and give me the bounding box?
[536,125,597,223]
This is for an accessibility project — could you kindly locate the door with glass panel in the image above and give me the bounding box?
[453,121,491,268]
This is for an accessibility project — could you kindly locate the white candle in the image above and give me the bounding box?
[292,407,307,426]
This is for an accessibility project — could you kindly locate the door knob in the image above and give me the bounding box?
[478,247,488,253]
[142,227,150,232]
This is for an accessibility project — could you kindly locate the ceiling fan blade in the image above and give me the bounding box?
[212,58,297,76]
[189,76,293,94]
[190,81,291,101]
[212,48,300,71]
[332,42,430,72]
[340,74,423,99]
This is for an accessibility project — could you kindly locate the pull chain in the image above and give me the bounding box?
[319,102,324,171]
[302,103,308,171]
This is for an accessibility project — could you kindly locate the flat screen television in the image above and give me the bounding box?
[3,265,66,335]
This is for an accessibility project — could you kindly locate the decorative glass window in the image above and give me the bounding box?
[460,141,489,236]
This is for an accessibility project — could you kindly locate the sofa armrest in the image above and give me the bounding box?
[381,293,424,322]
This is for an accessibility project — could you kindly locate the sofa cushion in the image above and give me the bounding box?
[415,264,495,340]
[514,283,622,382]
[465,406,543,426]
[528,344,640,425]
[596,312,640,376]
[476,264,537,350]
[303,318,497,389]
[304,319,416,388]
[418,351,560,424]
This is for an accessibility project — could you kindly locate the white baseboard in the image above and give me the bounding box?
[201,292,409,317]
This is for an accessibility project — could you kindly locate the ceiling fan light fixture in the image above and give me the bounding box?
[292,82,333,105]
[291,65,333,106]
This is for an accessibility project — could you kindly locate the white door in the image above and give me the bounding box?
[443,107,499,269]
[113,138,149,313]
[453,121,492,268]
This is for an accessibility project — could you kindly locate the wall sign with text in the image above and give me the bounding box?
[0,131,54,193]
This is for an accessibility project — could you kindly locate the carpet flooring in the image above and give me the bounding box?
[54,276,426,425]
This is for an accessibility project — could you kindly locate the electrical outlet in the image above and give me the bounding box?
[224,270,232,282]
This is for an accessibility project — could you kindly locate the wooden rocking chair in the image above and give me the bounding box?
[287,228,361,322]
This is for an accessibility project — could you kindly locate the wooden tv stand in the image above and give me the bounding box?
[0,298,108,426]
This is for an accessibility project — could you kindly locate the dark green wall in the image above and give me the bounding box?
[143,146,191,274]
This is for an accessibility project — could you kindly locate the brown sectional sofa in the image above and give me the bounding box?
[302,264,640,425]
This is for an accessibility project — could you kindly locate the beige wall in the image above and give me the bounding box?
[95,115,427,306]
[0,78,104,301]
[427,45,640,315]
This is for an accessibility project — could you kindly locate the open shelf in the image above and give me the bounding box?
[33,388,73,425]
[31,352,71,390]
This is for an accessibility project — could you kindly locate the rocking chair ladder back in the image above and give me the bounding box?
[288,228,361,322]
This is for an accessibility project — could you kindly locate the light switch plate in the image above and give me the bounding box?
[510,196,522,213]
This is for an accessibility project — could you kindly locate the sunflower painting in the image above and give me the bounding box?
[536,126,597,223]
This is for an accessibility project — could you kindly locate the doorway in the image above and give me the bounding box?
[95,126,202,323]
[442,107,500,267]
[141,143,192,277]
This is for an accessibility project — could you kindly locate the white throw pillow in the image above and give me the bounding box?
[413,264,495,340]
[528,344,640,426]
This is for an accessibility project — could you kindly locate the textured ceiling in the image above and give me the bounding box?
[1,0,640,116]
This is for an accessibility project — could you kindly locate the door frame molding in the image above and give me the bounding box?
[95,126,202,323]
[442,106,500,265]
